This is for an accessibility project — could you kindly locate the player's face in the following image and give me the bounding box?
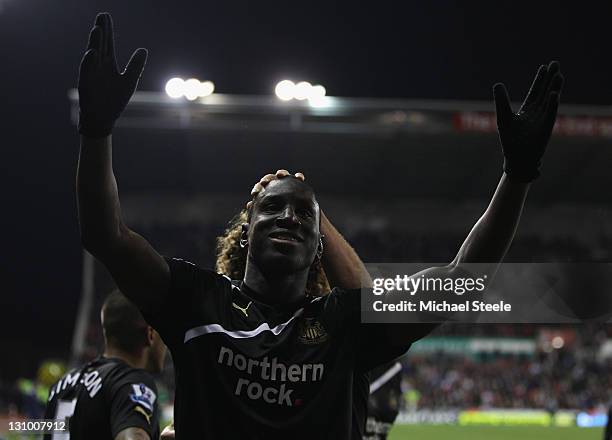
[247,178,320,274]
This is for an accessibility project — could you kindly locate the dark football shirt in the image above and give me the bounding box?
[143,257,413,440]
[43,357,160,440]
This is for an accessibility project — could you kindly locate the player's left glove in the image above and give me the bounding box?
[493,61,564,182]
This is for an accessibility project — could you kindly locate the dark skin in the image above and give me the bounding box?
[76,14,562,320]
[77,12,565,436]
[242,178,322,304]
[102,327,166,374]
[99,310,166,440]
[248,170,371,291]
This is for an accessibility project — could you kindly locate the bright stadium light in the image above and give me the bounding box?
[275,80,295,101]
[307,84,329,108]
[184,78,201,101]
[199,80,215,97]
[293,81,312,100]
[308,84,326,100]
[165,77,185,98]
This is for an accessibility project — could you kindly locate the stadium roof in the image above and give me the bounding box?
[68,90,612,136]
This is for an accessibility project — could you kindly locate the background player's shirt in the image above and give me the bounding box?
[43,357,160,440]
[143,257,413,440]
[352,372,371,440]
[364,362,403,440]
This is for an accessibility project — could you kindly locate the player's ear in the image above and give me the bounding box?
[145,326,155,347]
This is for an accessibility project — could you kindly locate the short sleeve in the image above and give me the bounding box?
[108,372,160,439]
[142,257,224,346]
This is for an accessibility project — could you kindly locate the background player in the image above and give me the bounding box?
[362,361,403,440]
[75,12,563,439]
[44,291,166,440]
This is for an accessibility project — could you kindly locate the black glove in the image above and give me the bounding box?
[493,61,564,182]
[78,13,148,138]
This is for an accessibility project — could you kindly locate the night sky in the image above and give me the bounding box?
[1,0,610,364]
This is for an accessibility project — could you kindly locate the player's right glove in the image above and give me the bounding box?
[493,61,564,182]
[77,12,148,138]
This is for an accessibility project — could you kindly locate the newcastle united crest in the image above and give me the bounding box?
[297,318,328,345]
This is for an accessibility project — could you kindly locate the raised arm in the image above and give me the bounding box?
[451,61,564,267]
[77,13,169,316]
[385,62,564,343]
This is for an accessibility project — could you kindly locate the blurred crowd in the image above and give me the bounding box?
[401,325,611,411]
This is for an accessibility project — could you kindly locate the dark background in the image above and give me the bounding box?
[1,0,610,371]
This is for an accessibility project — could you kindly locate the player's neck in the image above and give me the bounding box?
[103,347,147,370]
[243,262,308,305]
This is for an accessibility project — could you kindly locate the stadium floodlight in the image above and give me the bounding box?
[293,81,312,100]
[165,77,185,98]
[199,80,215,97]
[308,84,326,100]
[275,80,326,103]
[275,80,295,101]
[166,78,215,100]
[184,78,202,101]
[307,84,328,107]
